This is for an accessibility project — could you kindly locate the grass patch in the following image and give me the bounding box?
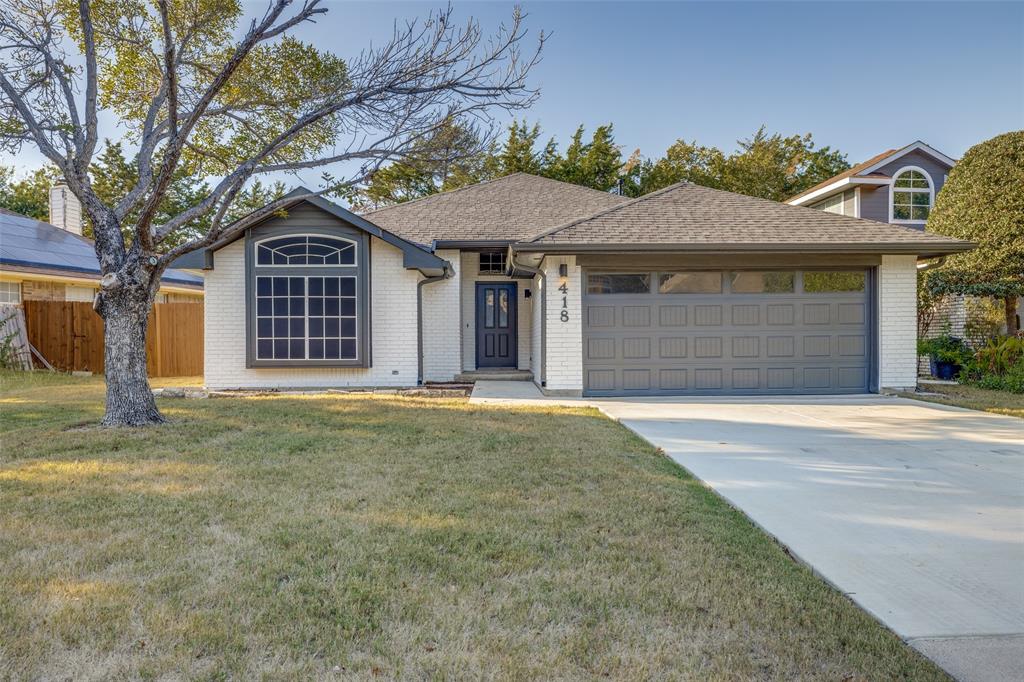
[0,371,946,679]
[902,383,1024,419]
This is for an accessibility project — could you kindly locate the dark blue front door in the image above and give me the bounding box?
[476,282,517,368]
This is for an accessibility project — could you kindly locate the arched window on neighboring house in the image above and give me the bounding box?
[891,167,933,223]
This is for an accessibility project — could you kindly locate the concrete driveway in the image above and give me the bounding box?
[595,396,1024,682]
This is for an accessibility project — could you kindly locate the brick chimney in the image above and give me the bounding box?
[49,180,83,235]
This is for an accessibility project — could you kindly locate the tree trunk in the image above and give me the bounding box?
[100,284,165,426]
[1006,296,1020,336]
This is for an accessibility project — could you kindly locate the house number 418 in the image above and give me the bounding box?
[559,281,569,322]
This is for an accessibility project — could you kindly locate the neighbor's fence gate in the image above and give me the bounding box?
[23,301,204,377]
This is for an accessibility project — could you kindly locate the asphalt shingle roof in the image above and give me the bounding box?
[785,148,898,203]
[362,172,629,245]
[0,209,203,287]
[523,181,974,255]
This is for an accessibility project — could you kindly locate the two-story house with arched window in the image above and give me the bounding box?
[787,141,1018,362]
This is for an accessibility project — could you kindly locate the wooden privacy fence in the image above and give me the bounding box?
[23,301,204,377]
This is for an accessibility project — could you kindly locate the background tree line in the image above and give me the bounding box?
[343,120,850,209]
[3,122,850,218]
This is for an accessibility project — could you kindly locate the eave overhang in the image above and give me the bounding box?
[510,240,977,260]
[175,188,452,278]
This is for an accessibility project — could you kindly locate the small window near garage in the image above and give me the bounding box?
[730,271,795,294]
[587,273,651,294]
[0,281,22,304]
[658,271,722,294]
[803,271,866,293]
[479,250,507,275]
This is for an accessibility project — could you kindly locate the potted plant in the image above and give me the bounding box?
[918,335,971,380]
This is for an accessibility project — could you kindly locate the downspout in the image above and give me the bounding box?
[509,252,546,386]
[417,267,450,385]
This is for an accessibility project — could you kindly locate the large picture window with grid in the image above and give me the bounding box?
[248,232,368,367]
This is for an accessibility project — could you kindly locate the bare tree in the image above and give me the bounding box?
[0,0,541,425]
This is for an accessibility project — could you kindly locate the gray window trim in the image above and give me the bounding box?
[245,224,371,368]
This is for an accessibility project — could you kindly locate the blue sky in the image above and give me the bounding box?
[5,1,1023,178]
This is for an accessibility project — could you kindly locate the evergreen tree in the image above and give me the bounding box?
[0,165,60,220]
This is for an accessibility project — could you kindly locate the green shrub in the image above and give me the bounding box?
[917,334,972,365]
[960,336,1024,393]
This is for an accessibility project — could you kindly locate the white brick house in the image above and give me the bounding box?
[184,173,972,396]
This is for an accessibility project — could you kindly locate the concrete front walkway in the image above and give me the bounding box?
[470,383,1024,681]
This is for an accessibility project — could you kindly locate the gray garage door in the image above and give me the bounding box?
[582,269,872,396]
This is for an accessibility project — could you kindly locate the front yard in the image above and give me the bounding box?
[902,382,1024,419]
[0,372,945,679]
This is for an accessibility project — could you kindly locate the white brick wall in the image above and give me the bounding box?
[204,238,420,389]
[542,256,583,394]
[420,249,461,382]
[458,251,532,371]
[878,254,918,389]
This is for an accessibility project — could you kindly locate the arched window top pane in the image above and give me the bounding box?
[894,170,929,189]
[256,235,356,266]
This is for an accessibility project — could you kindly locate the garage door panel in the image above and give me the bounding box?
[767,304,795,326]
[587,306,616,327]
[838,366,868,389]
[694,337,723,358]
[803,367,832,389]
[622,338,651,359]
[732,305,760,325]
[621,306,651,327]
[660,368,688,389]
[766,336,795,357]
[583,268,871,396]
[803,303,831,324]
[587,337,615,360]
[731,336,760,358]
[622,369,651,390]
[767,367,795,389]
[658,305,687,326]
[732,368,760,390]
[694,305,722,326]
[587,369,616,391]
[839,335,866,357]
[839,302,865,325]
[659,337,688,358]
[694,368,723,390]
[803,335,831,357]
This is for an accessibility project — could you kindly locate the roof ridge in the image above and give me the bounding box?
[362,172,623,217]
[525,180,693,242]
[362,173,519,216]
[529,178,959,244]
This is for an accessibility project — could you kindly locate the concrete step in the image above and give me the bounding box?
[455,370,534,382]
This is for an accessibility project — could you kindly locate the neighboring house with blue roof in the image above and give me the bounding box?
[0,183,203,305]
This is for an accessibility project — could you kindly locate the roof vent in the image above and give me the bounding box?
[49,180,83,235]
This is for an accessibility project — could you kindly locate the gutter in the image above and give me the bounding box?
[509,251,546,387]
[917,256,947,272]
[510,241,977,260]
[417,267,451,385]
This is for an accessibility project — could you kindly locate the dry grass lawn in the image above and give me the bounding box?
[901,383,1024,419]
[0,372,947,680]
